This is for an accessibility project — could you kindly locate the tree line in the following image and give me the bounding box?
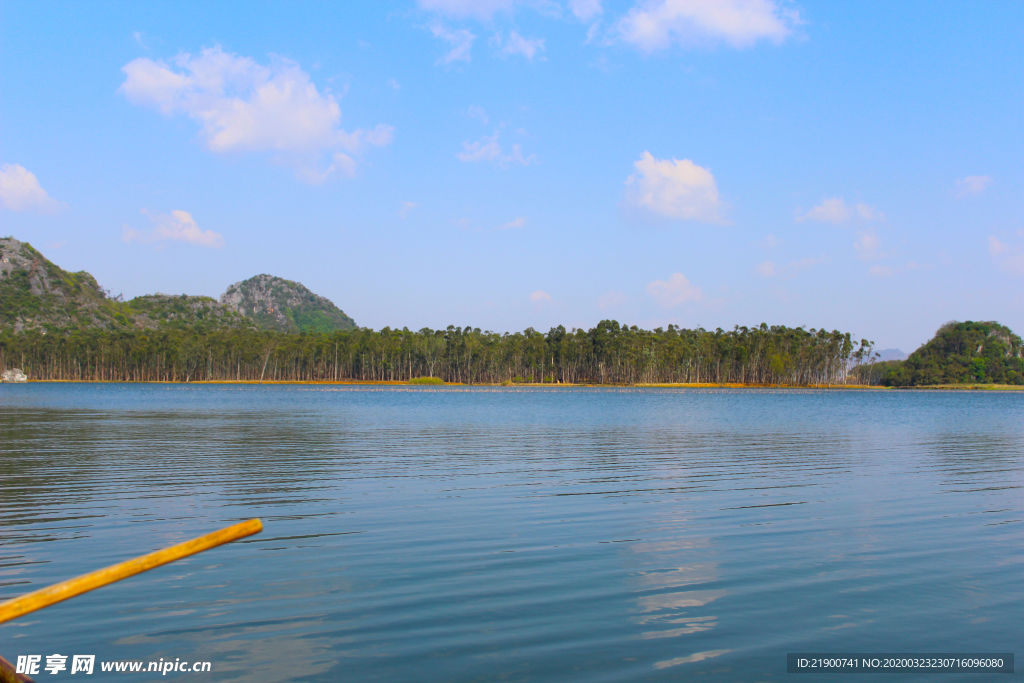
[0,321,876,386]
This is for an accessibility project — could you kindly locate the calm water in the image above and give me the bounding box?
[0,384,1021,682]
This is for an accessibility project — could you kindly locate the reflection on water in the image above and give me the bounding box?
[0,384,1022,682]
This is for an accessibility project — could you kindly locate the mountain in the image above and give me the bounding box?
[1,237,356,334]
[874,348,907,362]
[883,321,1024,386]
[219,274,356,333]
[1,236,124,332]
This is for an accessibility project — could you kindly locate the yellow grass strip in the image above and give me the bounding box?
[0,519,262,625]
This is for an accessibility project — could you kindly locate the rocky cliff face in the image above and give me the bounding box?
[0,237,121,332]
[220,274,356,333]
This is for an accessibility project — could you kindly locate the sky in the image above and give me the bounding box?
[1,1,1022,352]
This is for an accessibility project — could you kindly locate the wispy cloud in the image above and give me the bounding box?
[856,203,883,221]
[430,24,477,63]
[798,197,883,224]
[496,216,527,229]
[399,201,419,218]
[494,31,546,59]
[989,235,1024,274]
[798,197,850,224]
[457,131,535,167]
[854,229,889,261]
[596,290,627,310]
[647,272,703,307]
[616,0,800,52]
[956,175,992,198]
[466,104,489,124]
[529,289,552,302]
[755,256,825,279]
[122,209,224,248]
[570,0,603,22]
[419,0,515,21]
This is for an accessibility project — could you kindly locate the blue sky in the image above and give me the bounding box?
[2,1,1021,351]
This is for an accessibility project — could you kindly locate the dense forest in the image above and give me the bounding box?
[881,321,1024,386]
[0,321,873,385]
[8,237,1021,388]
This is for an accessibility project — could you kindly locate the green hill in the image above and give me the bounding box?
[1,237,355,335]
[125,294,251,332]
[219,274,356,333]
[883,321,1024,386]
[1,236,126,332]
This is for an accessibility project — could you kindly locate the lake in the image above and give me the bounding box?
[1,384,1021,681]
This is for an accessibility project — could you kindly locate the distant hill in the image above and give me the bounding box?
[220,274,356,333]
[883,321,1024,386]
[1,237,356,335]
[874,348,907,362]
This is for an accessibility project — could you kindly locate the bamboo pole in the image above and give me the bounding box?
[0,519,262,625]
[0,655,32,683]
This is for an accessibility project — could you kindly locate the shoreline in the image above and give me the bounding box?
[12,379,1023,390]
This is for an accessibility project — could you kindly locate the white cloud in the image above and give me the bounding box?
[625,151,725,223]
[122,209,224,248]
[757,233,781,249]
[497,216,527,229]
[596,290,627,310]
[496,31,546,59]
[430,24,477,63]
[989,235,1024,275]
[856,203,883,221]
[457,131,535,167]
[419,0,516,20]
[785,256,822,275]
[0,164,63,213]
[868,265,893,277]
[570,0,603,22]
[798,197,850,224]
[399,201,419,218]
[529,290,552,302]
[467,104,489,124]
[755,256,823,279]
[119,46,392,181]
[854,229,889,261]
[387,78,401,90]
[646,272,703,307]
[956,175,992,198]
[617,0,799,51]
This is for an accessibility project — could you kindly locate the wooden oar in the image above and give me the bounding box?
[0,519,262,626]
